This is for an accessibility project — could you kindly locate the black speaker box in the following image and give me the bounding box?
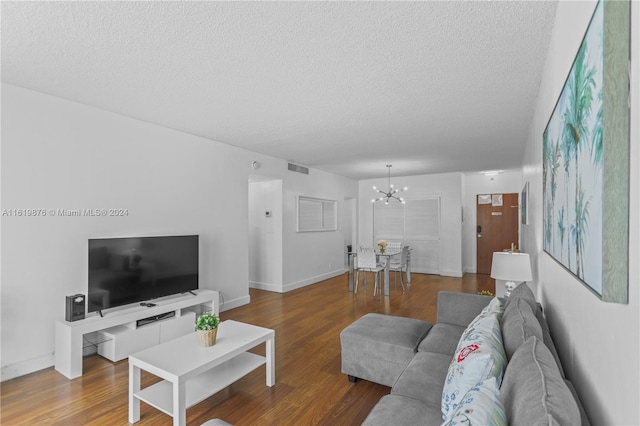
[66,294,85,322]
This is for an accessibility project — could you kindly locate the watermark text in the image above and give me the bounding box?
[2,208,129,217]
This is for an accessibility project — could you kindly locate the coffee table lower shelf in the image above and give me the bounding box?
[135,352,265,416]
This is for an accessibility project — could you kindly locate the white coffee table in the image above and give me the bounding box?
[128,320,275,426]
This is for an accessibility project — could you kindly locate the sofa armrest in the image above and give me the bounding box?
[436,291,492,327]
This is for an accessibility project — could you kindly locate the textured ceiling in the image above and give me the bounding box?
[1,1,557,180]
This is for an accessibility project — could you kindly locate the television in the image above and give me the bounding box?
[88,235,199,314]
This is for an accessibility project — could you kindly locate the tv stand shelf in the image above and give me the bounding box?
[55,289,219,379]
[82,333,112,349]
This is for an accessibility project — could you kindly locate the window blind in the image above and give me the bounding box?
[373,197,441,274]
[297,196,337,232]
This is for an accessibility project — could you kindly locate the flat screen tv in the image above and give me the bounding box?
[88,235,199,314]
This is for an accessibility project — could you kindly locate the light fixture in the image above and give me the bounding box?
[490,252,533,297]
[482,170,501,176]
[371,165,408,204]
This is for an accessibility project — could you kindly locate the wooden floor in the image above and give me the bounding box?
[0,272,493,426]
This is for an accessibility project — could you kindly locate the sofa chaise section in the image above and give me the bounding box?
[341,287,590,425]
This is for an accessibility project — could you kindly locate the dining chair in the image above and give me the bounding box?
[355,247,385,296]
[388,246,409,292]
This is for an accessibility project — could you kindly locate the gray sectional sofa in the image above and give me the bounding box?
[340,285,590,425]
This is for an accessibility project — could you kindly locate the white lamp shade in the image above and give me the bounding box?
[490,252,533,282]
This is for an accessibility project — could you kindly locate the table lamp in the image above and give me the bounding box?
[490,252,533,297]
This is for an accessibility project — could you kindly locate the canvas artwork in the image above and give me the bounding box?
[542,0,629,303]
[543,1,604,292]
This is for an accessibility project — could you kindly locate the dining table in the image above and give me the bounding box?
[348,247,411,296]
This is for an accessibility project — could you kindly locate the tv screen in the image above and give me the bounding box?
[88,235,199,313]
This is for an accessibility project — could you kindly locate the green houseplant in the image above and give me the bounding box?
[196,312,220,347]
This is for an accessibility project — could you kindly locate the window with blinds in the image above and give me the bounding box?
[297,196,337,232]
[373,197,441,274]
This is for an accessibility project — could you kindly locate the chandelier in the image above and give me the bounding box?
[371,165,408,204]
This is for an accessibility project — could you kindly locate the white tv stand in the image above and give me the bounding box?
[55,289,219,379]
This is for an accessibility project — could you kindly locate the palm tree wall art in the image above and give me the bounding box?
[542,0,630,304]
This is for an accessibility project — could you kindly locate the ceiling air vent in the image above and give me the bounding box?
[287,163,309,175]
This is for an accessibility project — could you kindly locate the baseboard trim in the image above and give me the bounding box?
[1,352,54,382]
[249,281,282,292]
[250,269,346,293]
[440,269,464,278]
[219,294,250,312]
[283,269,346,292]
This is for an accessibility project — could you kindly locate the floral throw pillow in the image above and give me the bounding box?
[441,308,507,422]
[479,297,504,318]
[465,297,503,326]
[442,377,507,426]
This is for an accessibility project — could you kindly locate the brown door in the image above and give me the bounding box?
[476,193,519,274]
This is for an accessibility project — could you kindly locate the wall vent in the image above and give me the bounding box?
[287,163,309,175]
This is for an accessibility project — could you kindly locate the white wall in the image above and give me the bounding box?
[358,172,463,277]
[462,170,522,273]
[248,178,283,291]
[0,84,358,379]
[341,198,356,268]
[520,1,640,424]
[282,171,357,291]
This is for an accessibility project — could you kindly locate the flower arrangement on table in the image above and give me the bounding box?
[377,240,388,254]
[196,312,220,347]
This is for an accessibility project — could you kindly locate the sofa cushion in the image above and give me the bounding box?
[417,323,466,356]
[340,313,433,386]
[362,395,443,426]
[500,336,580,425]
[442,310,507,421]
[391,351,451,405]
[501,297,543,360]
[443,377,507,426]
[436,292,494,327]
[504,282,537,313]
[535,306,566,378]
[340,313,434,353]
[565,379,592,426]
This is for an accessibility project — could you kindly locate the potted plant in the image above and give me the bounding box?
[377,240,388,254]
[196,312,220,347]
